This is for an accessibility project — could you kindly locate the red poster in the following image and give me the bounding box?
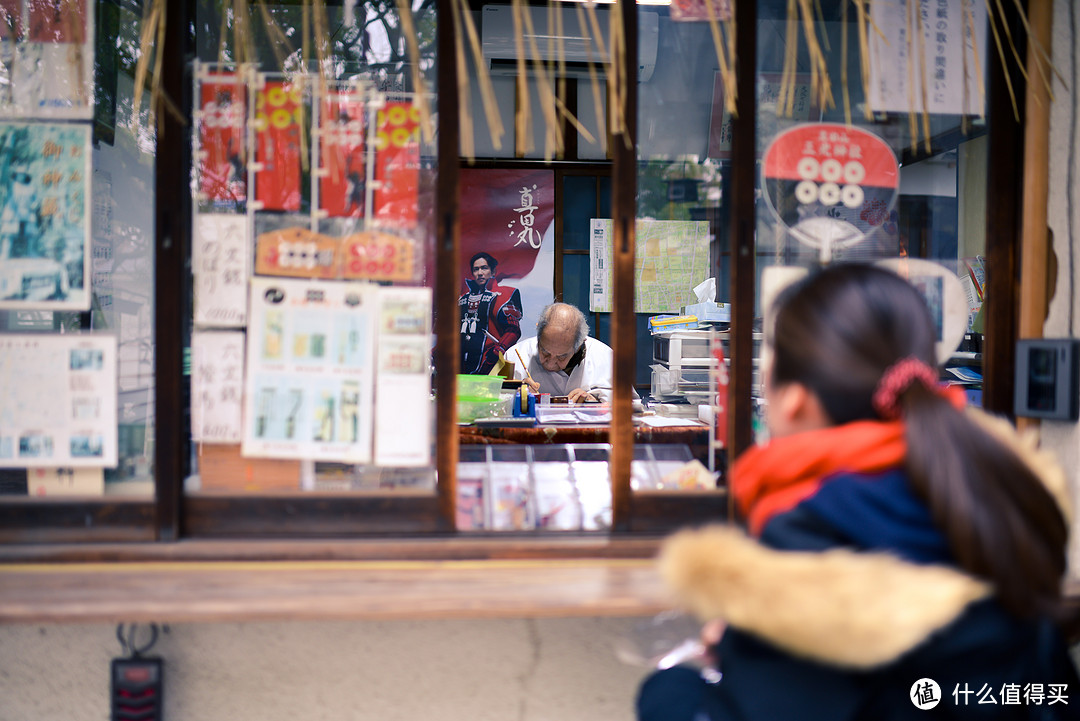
[198,75,247,206]
[459,168,554,282]
[372,101,419,229]
[255,80,303,212]
[28,0,86,42]
[458,168,555,372]
[319,92,365,218]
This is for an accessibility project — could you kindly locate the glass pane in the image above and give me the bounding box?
[632,4,726,482]
[186,2,438,496]
[563,176,597,252]
[0,2,155,499]
[753,1,989,442]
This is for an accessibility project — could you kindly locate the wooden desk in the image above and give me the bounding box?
[459,422,715,466]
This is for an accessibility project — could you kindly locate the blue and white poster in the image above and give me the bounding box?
[0,122,91,310]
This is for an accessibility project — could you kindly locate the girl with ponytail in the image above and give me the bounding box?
[637,263,1078,721]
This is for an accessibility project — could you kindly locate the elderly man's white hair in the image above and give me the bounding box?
[535,303,589,349]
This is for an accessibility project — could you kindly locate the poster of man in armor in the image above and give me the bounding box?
[458,251,523,375]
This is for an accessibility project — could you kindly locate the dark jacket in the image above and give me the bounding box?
[642,410,1079,720]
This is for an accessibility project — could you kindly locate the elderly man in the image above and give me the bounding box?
[506,302,634,404]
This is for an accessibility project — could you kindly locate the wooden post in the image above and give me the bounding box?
[436,0,461,529]
[610,0,637,532]
[1016,0,1053,431]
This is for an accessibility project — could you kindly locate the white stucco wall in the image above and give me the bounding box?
[1045,0,1080,576]
[0,617,651,721]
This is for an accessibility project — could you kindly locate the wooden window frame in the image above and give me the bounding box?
[0,0,1026,551]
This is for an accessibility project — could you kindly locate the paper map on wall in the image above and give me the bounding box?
[589,219,710,313]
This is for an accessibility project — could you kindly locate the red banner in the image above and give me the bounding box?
[319,92,366,218]
[372,101,420,229]
[458,168,554,283]
[255,80,303,212]
[198,75,247,206]
[459,168,555,343]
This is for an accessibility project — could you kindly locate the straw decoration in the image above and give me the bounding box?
[854,0,873,121]
[233,0,253,66]
[841,0,851,125]
[518,0,561,160]
[985,0,1020,121]
[797,0,834,113]
[551,0,568,153]
[452,0,474,160]
[813,0,830,52]
[903,0,917,150]
[1009,0,1065,88]
[609,0,630,149]
[456,0,504,151]
[150,0,168,133]
[510,0,532,156]
[780,0,798,118]
[132,0,160,130]
[256,0,295,76]
[914,0,931,152]
[578,3,607,149]
[705,0,736,118]
[394,0,435,143]
[964,1,987,124]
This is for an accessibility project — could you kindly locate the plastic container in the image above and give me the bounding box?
[457,397,505,423]
[457,374,503,400]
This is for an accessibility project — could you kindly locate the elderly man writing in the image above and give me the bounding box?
[506,302,632,404]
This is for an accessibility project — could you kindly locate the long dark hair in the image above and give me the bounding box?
[771,263,1069,620]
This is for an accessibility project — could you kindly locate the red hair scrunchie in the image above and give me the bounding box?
[872,357,940,420]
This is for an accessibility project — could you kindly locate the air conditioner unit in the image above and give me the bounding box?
[480,4,658,83]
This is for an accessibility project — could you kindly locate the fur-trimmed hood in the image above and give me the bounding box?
[657,408,1070,670]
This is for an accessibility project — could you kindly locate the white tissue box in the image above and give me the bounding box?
[682,302,730,324]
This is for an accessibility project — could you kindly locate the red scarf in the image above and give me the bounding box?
[732,421,907,536]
